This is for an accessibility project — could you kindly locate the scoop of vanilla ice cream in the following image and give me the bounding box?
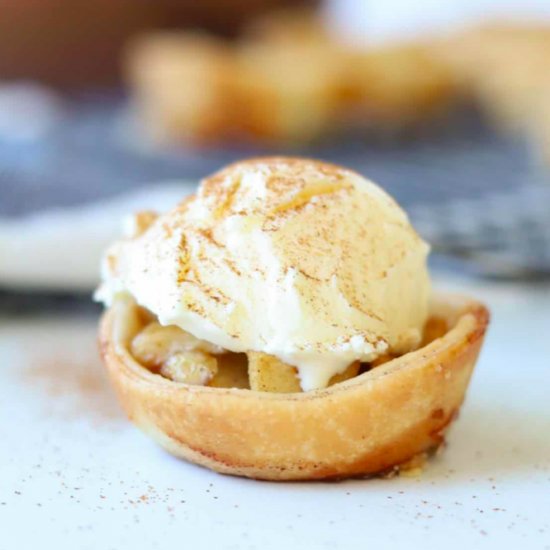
[96,158,430,391]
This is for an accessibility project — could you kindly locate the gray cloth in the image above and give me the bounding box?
[1,94,549,279]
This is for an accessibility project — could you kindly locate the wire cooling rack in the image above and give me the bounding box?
[1,93,549,280]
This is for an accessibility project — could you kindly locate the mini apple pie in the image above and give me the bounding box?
[124,14,456,145]
[97,157,489,480]
[437,23,550,131]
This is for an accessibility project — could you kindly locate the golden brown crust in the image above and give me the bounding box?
[342,44,456,125]
[99,293,489,481]
[125,32,251,145]
[436,24,550,131]
[124,27,456,145]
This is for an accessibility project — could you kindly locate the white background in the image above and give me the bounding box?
[328,0,550,43]
[1,276,549,550]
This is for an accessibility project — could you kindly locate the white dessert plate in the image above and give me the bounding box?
[0,183,192,292]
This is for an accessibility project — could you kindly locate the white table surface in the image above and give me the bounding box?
[1,276,549,550]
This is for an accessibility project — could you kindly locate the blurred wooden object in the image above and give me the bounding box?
[0,0,318,88]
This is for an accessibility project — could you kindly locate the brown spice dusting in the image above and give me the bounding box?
[176,233,190,284]
[212,176,241,219]
[197,227,224,249]
[20,355,123,424]
[270,179,351,215]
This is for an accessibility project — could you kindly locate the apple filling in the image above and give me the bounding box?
[128,306,449,393]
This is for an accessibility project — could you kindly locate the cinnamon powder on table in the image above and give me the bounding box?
[20,354,124,425]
